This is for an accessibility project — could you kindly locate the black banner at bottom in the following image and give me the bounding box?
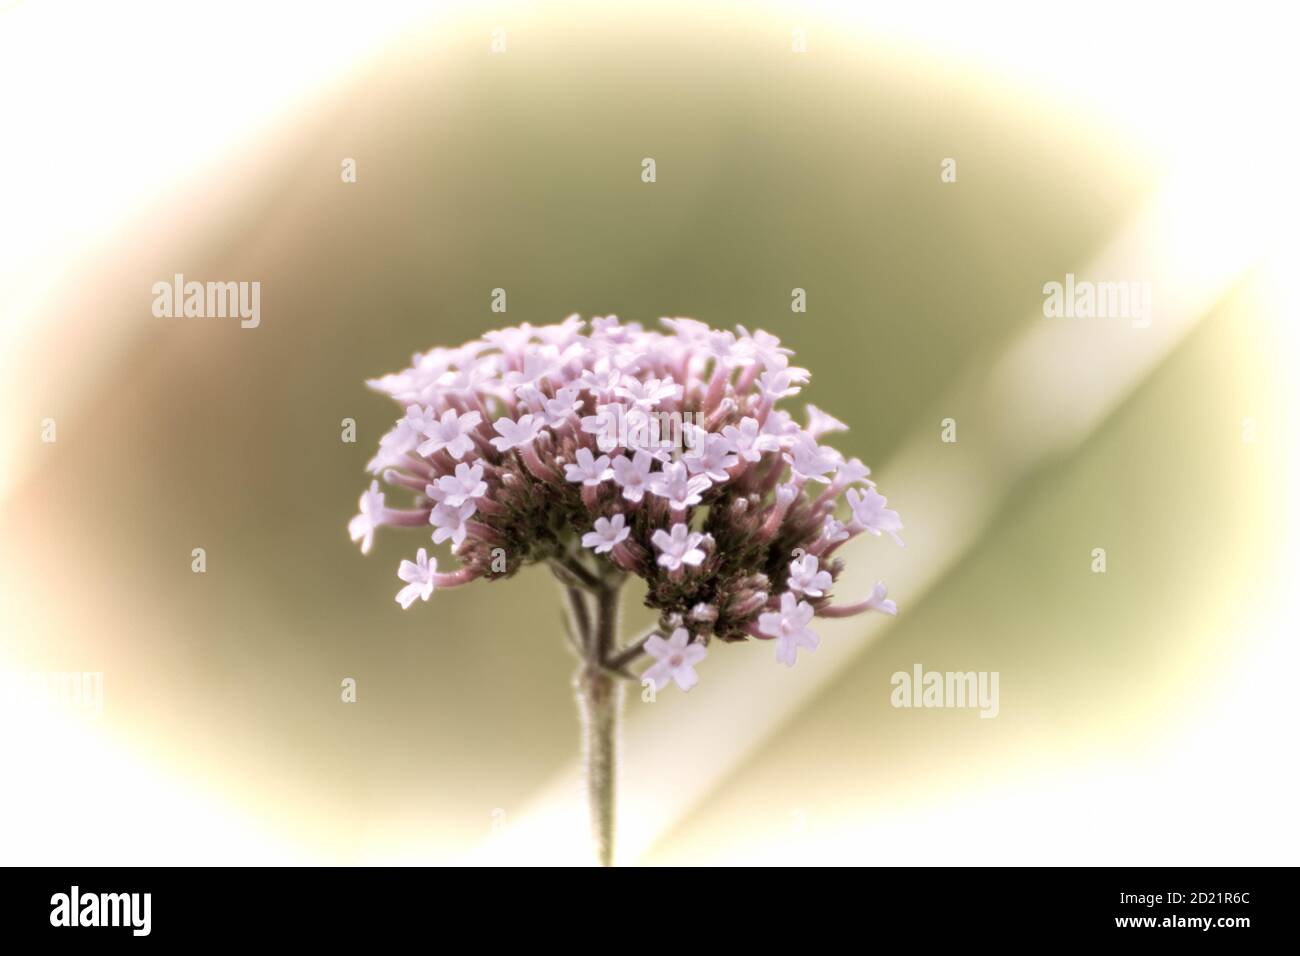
[0,866,1286,943]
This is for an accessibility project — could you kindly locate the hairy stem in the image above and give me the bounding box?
[561,585,592,655]
[607,628,654,671]
[575,580,624,866]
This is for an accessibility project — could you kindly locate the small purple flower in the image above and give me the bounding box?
[847,487,904,546]
[611,450,654,502]
[503,350,560,389]
[582,514,630,554]
[642,628,707,692]
[862,581,897,615]
[703,328,741,363]
[758,592,820,666]
[804,403,848,438]
[542,386,583,427]
[418,408,482,460]
[736,325,793,369]
[490,413,544,452]
[834,456,872,487]
[721,416,777,463]
[396,548,437,608]
[651,522,706,571]
[430,500,476,546]
[348,480,385,554]
[647,461,711,511]
[757,367,807,401]
[402,409,435,440]
[787,553,833,598]
[578,365,622,399]
[432,462,487,507]
[682,431,740,483]
[819,516,850,547]
[762,408,800,444]
[817,581,899,619]
[580,404,622,452]
[565,447,614,486]
[615,375,681,408]
[784,433,839,484]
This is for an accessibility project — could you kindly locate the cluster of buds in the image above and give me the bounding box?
[350,315,902,690]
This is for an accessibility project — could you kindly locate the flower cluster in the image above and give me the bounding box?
[351,315,902,686]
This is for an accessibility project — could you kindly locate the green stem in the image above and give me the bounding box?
[607,629,654,671]
[560,584,592,655]
[575,581,623,866]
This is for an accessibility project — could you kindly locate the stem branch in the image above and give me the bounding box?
[607,628,655,671]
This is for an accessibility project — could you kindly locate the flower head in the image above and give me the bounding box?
[351,315,904,688]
